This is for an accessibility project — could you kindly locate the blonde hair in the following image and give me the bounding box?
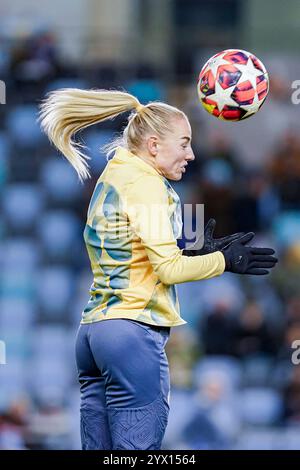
[38,88,185,182]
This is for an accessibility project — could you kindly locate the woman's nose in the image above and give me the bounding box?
[187,150,195,161]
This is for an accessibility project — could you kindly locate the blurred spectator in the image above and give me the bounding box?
[233,170,280,233]
[26,400,72,450]
[182,368,240,449]
[271,243,300,299]
[279,322,300,362]
[0,398,29,450]
[204,130,242,177]
[199,301,237,355]
[197,177,235,236]
[233,301,280,358]
[268,131,300,209]
[286,296,300,324]
[9,31,60,101]
[283,367,300,424]
[167,327,200,388]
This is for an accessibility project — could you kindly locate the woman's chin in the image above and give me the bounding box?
[168,175,182,181]
[175,172,183,181]
[163,169,183,181]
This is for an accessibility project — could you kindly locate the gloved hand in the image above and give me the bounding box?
[182,218,245,256]
[221,232,278,275]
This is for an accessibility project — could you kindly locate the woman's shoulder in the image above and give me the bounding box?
[104,158,165,192]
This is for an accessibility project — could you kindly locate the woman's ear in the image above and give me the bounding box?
[147,136,158,156]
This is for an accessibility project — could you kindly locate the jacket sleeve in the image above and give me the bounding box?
[124,175,225,285]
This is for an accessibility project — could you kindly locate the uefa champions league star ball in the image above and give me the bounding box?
[197,49,269,121]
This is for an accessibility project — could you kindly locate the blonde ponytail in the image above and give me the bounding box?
[38,88,141,182]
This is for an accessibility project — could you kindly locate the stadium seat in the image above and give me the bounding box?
[242,356,274,387]
[126,79,165,103]
[163,388,195,448]
[1,238,40,271]
[202,159,234,187]
[6,105,44,148]
[0,268,36,303]
[0,132,9,187]
[31,325,73,361]
[0,330,31,360]
[36,266,74,317]
[0,132,9,157]
[193,356,242,390]
[196,275,245,313]
[67,387,81,450]
[29,356,73,402]
[0,358,27,396]
[239,388,283,425]
[83,129,115,172]
[37,210,81,260]
[273,211,300,246]
[0,299,37,330]
[2,184,44,231]
[40,158,82,202]
[234,429,277,450]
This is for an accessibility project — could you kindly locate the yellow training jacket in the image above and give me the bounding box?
[81,146,225,327]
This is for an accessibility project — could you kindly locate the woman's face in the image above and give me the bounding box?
[148,116,195,181]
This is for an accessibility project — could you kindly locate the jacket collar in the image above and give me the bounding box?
[113,146,165,179]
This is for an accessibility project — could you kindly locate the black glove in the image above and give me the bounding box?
[182,218,245,256]
[221,232,278,275]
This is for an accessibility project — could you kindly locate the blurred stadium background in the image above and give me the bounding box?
[1,0,300,450]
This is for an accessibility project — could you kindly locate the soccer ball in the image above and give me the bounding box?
[197,49,269,121]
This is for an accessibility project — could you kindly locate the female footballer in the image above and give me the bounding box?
[38,89,277,450]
